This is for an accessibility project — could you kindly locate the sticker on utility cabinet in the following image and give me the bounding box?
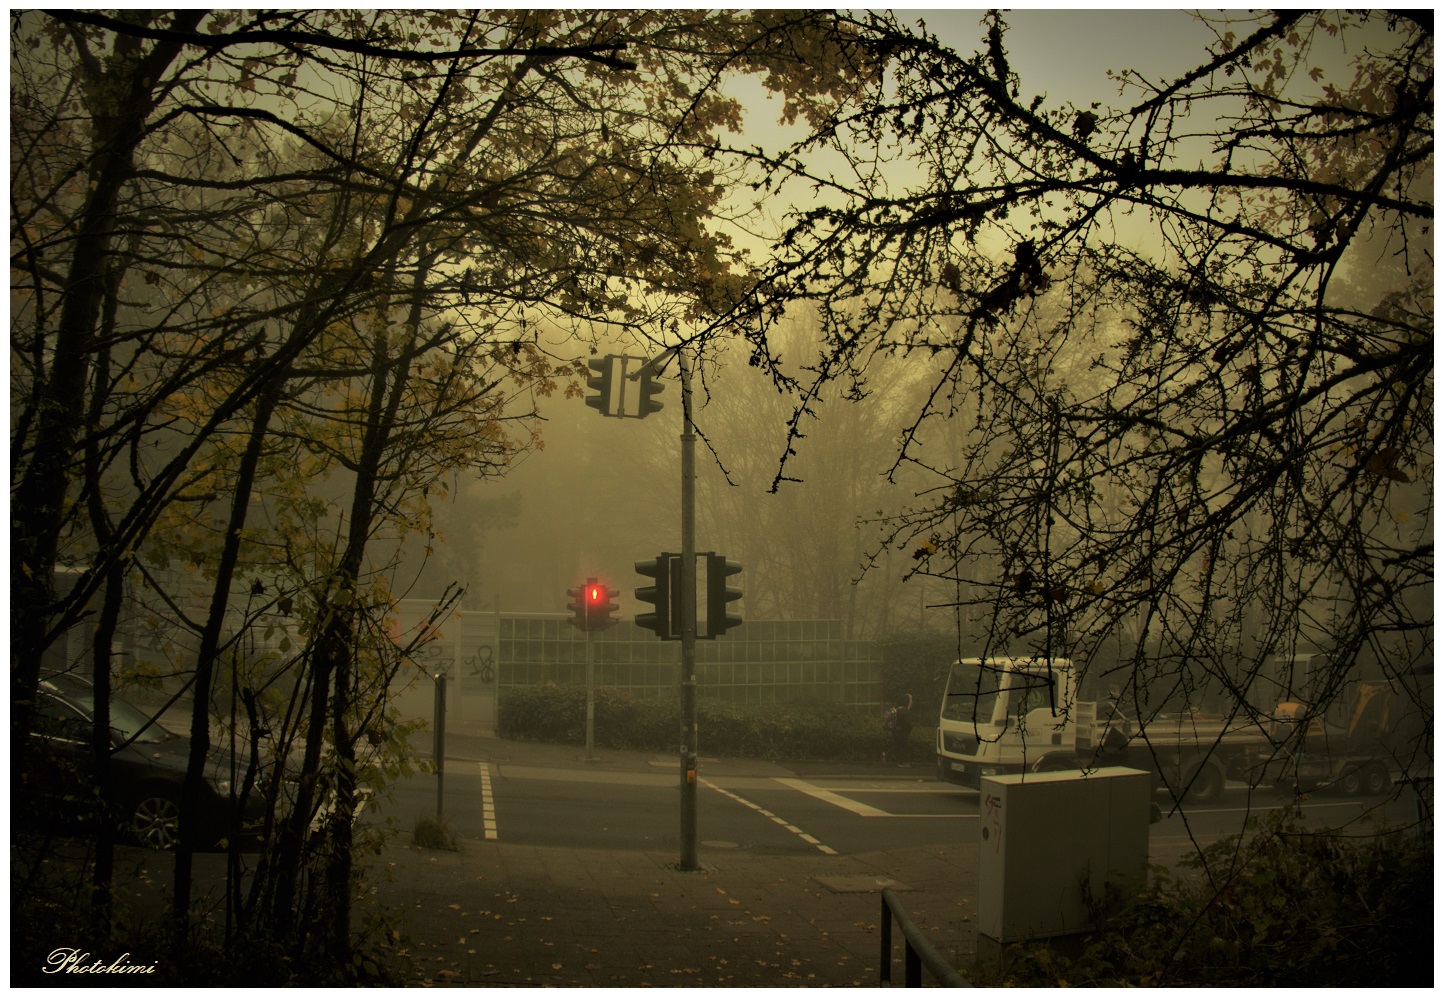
[982,791,1003,855]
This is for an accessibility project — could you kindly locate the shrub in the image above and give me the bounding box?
[498,683,936,763]
[971,811,1433,987]
[412,815,459,851]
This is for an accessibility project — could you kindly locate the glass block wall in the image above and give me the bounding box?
[497,615,882,706]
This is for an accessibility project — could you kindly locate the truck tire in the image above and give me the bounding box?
[1337,766,1365,797]
[1030,751,1080,774]
[1171,757,1225,805]
[1363,762,1390,796]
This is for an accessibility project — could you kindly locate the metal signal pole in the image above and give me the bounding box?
[585,626,597,761]
[678,349,699,872]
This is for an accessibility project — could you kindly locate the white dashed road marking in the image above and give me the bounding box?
[702,778,837,855]
[479,762,498,840]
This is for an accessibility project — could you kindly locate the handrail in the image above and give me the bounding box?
[879,888,970,987]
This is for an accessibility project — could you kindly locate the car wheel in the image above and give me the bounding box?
[130,790,182,850]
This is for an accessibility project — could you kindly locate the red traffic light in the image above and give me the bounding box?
[570,577,620,631]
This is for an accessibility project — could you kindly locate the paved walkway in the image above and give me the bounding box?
[362,729,981,986]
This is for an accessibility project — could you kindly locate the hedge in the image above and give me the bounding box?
[498,682,936,763]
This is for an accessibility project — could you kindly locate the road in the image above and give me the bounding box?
[373,757,1421,862]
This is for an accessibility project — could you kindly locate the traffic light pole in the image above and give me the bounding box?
[585,628,597,761]
[679,349,699,872]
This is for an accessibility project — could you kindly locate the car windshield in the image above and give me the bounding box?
[105,696,174,744]
[45,679,175,745]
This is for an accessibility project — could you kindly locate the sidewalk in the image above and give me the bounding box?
[366,728,978,986]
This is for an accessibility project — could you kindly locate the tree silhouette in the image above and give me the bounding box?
[738,11,1431,797]
[11,7,873,967]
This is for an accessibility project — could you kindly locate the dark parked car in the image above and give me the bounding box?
[23,672,266,849]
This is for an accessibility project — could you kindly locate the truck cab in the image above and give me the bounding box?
[936,657,1077,790]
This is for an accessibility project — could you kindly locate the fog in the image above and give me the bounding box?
[401,324,957,642]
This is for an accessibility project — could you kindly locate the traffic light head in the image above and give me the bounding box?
[636,362,666,418]
[566,584,588,629]
[704,554,743,638]
[583,576,619,630]
[584,356,616,416]
[634,554,680,639]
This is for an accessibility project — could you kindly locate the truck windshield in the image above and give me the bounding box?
[1003,674,1053,721]
[941,662,1054,725]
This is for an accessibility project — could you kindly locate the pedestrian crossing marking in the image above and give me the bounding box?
[702,778,837,855]
[774,778,893,817]
[479,762,498,840]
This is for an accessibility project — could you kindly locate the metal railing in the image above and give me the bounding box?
[879,888,970,987]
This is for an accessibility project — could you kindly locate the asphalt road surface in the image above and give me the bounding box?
[373,761,1421,861]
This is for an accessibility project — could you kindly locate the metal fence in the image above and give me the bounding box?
[880,889,970,987]
[388,604,884,729]
[496,615,881,706]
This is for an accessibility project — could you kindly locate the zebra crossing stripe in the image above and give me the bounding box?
[701,778,837,855]
[479,762,498,840]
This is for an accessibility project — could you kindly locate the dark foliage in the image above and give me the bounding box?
[9,838,411,986]
[499,682,936,763]
[878,629,959,715]
[974,814,1432,987]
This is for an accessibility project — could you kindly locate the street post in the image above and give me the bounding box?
[678,349,699,872]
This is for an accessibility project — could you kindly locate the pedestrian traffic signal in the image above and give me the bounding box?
[569,578,618,631]
[634,554,680,639]
[584,356,615,416]
[637,362,666,418]
[585,578,619,630]
[704,554,742,638]
[566,584,588,630]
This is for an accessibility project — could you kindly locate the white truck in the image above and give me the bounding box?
[936,657,1274,804]
[935,657,1078,791]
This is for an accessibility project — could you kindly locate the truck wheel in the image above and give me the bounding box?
[1337,767,1365,797]
[1172,758,1225,805]
[1363,762,1390,796]
[1031,752,1079,774]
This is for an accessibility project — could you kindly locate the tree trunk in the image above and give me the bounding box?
[11,8,204,801]
[171,374,285,932]
[87,559,126,936]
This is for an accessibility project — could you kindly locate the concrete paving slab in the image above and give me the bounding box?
[813,873,915,893]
